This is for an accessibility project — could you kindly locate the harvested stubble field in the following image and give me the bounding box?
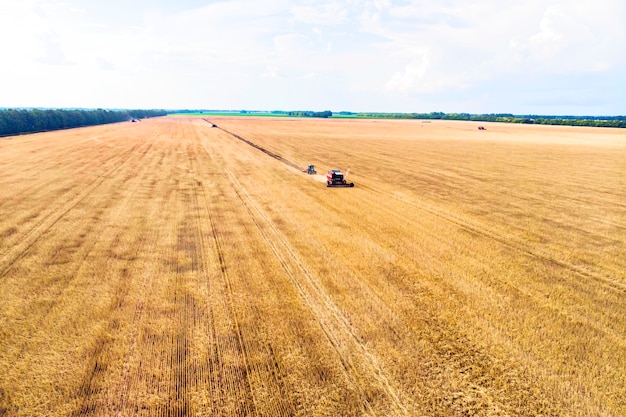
[0,116,625,417]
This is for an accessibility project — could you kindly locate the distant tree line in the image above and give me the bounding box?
[164,108,626,128]
[0,108,167,137]
[287,110,333,118]
[354,112,626,128]
[252,110,332,118]
[246,110,332,118]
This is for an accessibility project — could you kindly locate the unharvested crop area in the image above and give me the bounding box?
[1,117,625,416]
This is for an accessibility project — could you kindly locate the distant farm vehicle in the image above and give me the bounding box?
[306,165,316,175]
[327,169,354,188]
[478,126,486,130]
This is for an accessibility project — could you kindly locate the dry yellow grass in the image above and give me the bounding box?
[0,116,624,416]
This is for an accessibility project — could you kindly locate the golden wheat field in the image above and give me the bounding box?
[0,116,625,416]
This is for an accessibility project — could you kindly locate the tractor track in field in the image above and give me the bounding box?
[189,173,225,415]
[109,258,154,417]
[224,169,410,416]
[103,147,171,417]
[195,161,258,415]
[204,192,259,416]
[74,230,155,417]
[0,141,150,279]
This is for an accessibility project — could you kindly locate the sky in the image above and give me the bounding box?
[0,0,624,115]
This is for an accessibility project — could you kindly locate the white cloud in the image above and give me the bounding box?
[36,33,74,66]
[513,2,626,73]
[274,33,310,54]
[290,3,349,25]
[0,0,623,113]
[261,66,280,79]
[386,54,432,93]
[373,0,626,101]
[385,48,473,95]
[96,57,116,71]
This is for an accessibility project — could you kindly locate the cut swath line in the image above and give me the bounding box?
[205,119,304,172]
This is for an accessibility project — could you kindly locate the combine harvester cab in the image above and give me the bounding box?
[326,169,354,188]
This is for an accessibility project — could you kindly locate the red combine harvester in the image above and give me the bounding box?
[326,169,354,188]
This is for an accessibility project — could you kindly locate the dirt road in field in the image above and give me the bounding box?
[1,117,625,416]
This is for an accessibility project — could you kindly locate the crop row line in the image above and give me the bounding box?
[0,140,149,279]
[224,168,410,416]
[209,121,625,345]
[353,182,626,349]
[193,143,259,416]
[72,138,163,416]
[358,181,626,296]
[211,120,625,292]
[197,129,302,416]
